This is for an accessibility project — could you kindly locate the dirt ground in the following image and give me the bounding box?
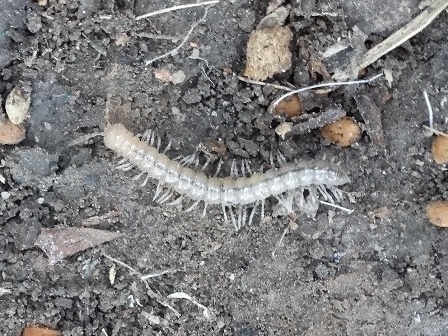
[1,0,448,335]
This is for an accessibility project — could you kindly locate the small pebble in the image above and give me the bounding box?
[321,116,361,147]
[0,119,26,145]
[5,85,31,124]
[426,201,448,227]
[431,135,448,164]
[37,197,44,204]
[1,191,10,200]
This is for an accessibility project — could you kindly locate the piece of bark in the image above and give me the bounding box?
[354,94,385,147]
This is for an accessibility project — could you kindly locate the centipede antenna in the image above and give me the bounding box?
[248,202,258,226]
[185,200,200,212]
[162,140,172,154]
[153,182,163,201]
[213,158,223,177]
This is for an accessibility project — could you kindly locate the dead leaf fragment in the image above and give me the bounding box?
[426,201,448,227]
[35,227,123,264]
[0,119,26,145]
[6,85,31,124]
[244,26,293,81]
[431,135,448,164]
[321,116,361,147]
[22,325,61,336]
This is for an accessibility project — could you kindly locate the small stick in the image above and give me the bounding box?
[135,1,219,20]
[285,107,346,137]
[268,73,383,114]
[237,76,294,92]
[145,7,211,66]
[68,132,103,147]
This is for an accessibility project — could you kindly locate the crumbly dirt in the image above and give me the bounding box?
[1,1,448,335]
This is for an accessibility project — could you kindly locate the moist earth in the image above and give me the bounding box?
[1,1,448,335]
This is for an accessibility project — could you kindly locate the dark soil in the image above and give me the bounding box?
[1,1,448,335]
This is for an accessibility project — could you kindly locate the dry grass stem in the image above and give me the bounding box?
[145,7,211,65]
[135,1,219,20]
[237,75,294,92]
[268,73,383,114]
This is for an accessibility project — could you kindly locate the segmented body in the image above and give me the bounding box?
[104,124,350,207]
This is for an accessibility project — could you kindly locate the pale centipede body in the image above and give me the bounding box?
[104,123,350,228]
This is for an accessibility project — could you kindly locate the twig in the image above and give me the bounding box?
[335,0,448,79]
[423,125,448,137]
[285,107,346,137]
[135,1,219,20]
[103,254,181,317]
[68,132,103,147]
[268,73,383,114]
[145,7,211,65]
[141,269,177,281]
[237,75,294,92]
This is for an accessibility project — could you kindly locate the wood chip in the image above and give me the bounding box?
[426,201,448,228]
[354,94,385,147]
[244,26,293,81]
[22,326,61,336]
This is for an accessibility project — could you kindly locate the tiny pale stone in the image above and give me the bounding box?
[5,85,31,124]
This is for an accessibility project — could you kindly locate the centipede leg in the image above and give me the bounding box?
[261,199,265,220]
[202,203,208,217]
[185,200,200,212]
[248,202,258,226]
[222,204,229,225]
[153,182,163,201]
[158,190,174,204]
[213,158,223,177]
[229,207,238,231]
[162,140,172,154]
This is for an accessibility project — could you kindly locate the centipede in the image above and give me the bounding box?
[104,123,351,231]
